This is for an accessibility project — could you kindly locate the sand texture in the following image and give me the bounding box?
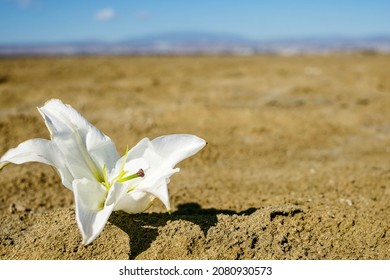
[0,54,389,259]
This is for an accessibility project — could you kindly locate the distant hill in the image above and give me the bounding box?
[123,31,256,44]
[1,32,390,56]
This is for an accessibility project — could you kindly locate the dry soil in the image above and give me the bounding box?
[0,54,389,259]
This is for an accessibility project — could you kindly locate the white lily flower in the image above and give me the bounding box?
[0,99,206,245]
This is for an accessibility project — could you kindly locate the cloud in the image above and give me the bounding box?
[6,0,34,8]
[94,8,116,21]
[17,0,32,8]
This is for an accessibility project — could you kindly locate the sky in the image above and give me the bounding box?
[1,0,390,44]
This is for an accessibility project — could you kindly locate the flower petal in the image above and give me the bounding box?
[120,135,205,212]
[125,137,151,160]
[114,191,156,213]
[142,180,171,211]
[150,134,206,167]
[38,99,92,138]
[73,178,113,245]
[38,99,119,181]
[127,134,206,166]
[86,126,119,174]
[0,138,73,189]
[127,134,206,170]
[137,168,179,211]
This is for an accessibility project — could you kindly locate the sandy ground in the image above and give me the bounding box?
[0,54,389,259]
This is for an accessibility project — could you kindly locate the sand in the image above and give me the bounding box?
[0,54,389,259]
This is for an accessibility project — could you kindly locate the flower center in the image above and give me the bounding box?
[101,164,144,190]
[99,146,146,191]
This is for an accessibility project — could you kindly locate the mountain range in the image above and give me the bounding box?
[1,32,390,56]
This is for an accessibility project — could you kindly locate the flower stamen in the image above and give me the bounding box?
[136,169,145,178]
[101,164,111,189]
[117,168,145,183]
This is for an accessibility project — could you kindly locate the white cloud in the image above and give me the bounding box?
[17,0,32,8]
[94,8,116,21]
[6,0,34,8]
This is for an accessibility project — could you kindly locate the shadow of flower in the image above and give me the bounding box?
[109,203,257,259]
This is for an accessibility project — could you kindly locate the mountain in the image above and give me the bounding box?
[123,31,256,44]
[1,32,390,56]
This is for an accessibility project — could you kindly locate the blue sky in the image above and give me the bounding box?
[1,0,390,44]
